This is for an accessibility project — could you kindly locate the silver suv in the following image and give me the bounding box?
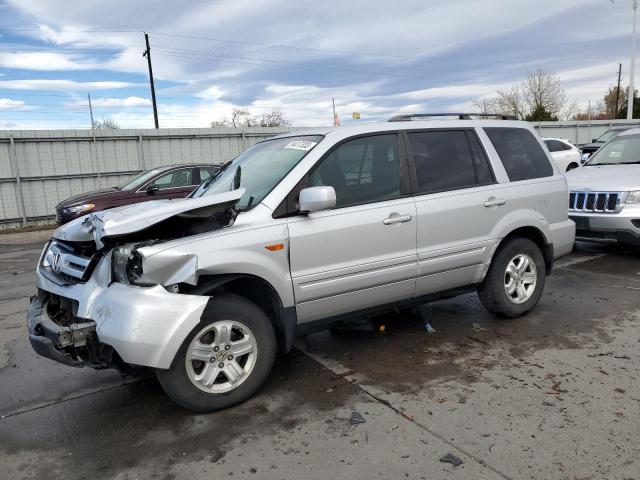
[28,115,575,412]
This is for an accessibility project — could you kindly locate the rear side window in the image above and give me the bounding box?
[544,139,564,152]
[485,128,554,181]
[407,130,494,194]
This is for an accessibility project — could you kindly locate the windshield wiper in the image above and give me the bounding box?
[191,161,233,197]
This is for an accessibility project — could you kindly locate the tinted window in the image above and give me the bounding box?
[485,128,554,181]
[561,140,573,151]
[544,139,564,152]
[467,131,495,184]
[151,168,193,189]
[308,134,400,208]
[408,130,484,193]
[200,167,215,181]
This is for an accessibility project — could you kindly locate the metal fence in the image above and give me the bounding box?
[0,127,294,229]
[533,119,640,144]
[2,120,640,230]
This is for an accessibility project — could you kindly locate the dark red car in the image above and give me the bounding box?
[55,163,218,224]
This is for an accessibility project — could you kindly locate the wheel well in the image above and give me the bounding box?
[191,274,293,353]
[566,162,579,171]
[498,227,553,273]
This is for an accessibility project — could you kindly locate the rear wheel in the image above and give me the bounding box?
[477,237,546,318]
[156,294,276,412]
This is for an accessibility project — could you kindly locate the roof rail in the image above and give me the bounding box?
[388,113,518,122]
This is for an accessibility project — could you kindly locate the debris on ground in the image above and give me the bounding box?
[439,453,463,467]
[543,401,555,407]
[467,335,489,345]
[614,388,626,394]
[350,411,366,425]
[471,323,486,333]
[424,323,436,334]
[387,424,399,432]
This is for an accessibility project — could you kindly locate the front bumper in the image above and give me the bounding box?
[569,207,640,246]
[29,254,209,369]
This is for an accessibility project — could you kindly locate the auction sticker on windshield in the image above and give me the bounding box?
[284,140,317,151]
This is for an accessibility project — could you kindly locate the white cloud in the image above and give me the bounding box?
[0,52,101,71]
[0,79,141,90]
[66,96,151,108]
[0,98,27,110]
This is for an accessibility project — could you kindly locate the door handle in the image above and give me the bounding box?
[484,198,506,208]
[383,213,413,225]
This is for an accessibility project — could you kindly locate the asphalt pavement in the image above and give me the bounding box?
[0,233,639,480]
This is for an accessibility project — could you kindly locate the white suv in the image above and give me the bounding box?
[28,115,575,412]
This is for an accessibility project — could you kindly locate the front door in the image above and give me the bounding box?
[287,133,418,323]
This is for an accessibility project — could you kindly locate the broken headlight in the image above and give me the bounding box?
[111,245,144,285]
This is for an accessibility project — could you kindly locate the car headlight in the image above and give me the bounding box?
[626,191,640,204]
[63,203,95,214]
[111,245,144,284]
[580,153,590,162]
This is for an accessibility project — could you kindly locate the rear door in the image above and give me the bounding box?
[407,129,509,297]
[287,133,418,323]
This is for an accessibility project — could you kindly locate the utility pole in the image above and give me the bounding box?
[332,98,339,126]
[615,63,622,119]
[628,0,638,119]
[87,93,100,180]
[88,93,96,135]
[143,32,159,128]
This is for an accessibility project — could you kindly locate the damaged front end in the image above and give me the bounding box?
[28,289,120,369]
[29,190,245,371]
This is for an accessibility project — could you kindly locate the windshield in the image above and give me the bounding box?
[596,130,624,143]
[118,169,163,191]
[191,135,323,210]
[586,134,640,166]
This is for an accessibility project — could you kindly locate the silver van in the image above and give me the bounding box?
[28,114,575,412]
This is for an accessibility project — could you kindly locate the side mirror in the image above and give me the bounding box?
[592,138,597,143]
[299,186,336,213]
[146,184,160,194]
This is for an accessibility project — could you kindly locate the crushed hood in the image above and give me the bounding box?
[53,189,244,248]
[566,165,640,192]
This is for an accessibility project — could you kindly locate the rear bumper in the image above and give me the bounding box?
[548,219,576,259]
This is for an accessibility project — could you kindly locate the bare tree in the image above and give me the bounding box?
[258,107,290,127]
[211,107,290,128]
[521,69,566,119]
[472,97,499,115]
[494,86,527,119]
[92,117,120,129]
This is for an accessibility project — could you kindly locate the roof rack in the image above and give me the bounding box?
[388,113,518,122]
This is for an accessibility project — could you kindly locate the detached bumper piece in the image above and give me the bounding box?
[27,291,116,369]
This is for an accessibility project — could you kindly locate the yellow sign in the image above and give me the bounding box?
[352,112,361,119]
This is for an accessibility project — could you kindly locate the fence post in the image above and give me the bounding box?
[137,135,145,170]
[8,136,28,227]
[575,121,579,144]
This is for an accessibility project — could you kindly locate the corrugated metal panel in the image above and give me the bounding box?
[533,119,640,144]
[0,126,296,229]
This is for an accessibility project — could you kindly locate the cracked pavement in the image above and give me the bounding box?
[0,236,639,480]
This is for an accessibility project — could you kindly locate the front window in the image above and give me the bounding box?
[586,134,640,166]
[191,135,323,210]
[596,130,623,143]
[118,169,163,191]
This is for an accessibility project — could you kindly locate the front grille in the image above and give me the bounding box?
[41,240,96,283]
[569,191,620,213]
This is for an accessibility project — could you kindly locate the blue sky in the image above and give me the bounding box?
[0,0,634,129]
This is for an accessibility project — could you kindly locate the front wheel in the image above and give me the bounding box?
[477,237,546,318]
[156,294,276,412]
[566,163,579,172]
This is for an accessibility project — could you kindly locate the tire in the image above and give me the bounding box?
[566,163,579,172]
[477,237,546,318]
[156,293,276,413]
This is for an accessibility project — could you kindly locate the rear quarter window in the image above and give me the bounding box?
[485,127,554,181]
